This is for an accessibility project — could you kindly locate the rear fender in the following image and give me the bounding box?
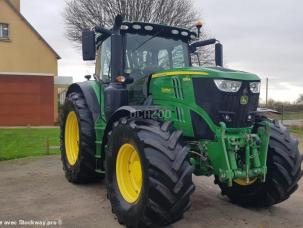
[66,82,100,122]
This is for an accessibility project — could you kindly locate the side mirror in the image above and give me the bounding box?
[82,30,96,61]
[189,39,217,53]
[84,75,92,81]
[189,38,224,67]
[215,43,223,67]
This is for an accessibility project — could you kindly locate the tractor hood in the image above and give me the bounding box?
[152,66,260,81]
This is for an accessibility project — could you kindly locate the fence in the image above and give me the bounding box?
[0,127,60,161]
[260,104,303,125]
[44,136,60,155]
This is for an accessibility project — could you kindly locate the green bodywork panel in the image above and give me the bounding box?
[87,66,270,185]
[153,67,260,81]
[87,81,106,173]
[150,67,260,136]
[150,67,270,185]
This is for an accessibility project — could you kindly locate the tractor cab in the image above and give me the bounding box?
[94,22,193,102]
[83,15,223,108]
[82,16,224,77]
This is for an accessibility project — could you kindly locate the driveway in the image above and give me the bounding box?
[292,133,303,152]
[0,155,302,228]
[299,137,303,152]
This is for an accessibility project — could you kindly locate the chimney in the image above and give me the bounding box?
[9,0,20,11]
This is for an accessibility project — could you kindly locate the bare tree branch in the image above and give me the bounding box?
[297,94,303,104]
[64,0,200,42]
[64,0,215,66]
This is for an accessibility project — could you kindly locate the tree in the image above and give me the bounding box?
[64,0,200,43]
[297,94,303,104]
[191,31,216,66]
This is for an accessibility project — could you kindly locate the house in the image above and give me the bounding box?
[0,0,66,126]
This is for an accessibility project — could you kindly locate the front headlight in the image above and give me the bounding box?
[249,82,261,93]
[214,80,242,93]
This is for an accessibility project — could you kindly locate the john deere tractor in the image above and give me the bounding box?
[61,15,302,227]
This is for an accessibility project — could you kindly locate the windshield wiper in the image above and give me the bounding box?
[131,31,161,52]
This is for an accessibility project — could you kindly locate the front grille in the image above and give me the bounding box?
[192,78,259,128]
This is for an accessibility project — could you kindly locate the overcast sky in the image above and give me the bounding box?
[22,0,303,102]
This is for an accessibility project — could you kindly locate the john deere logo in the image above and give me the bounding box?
[240,96,249,105]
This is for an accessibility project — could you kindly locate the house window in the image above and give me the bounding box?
[0,23,9,39]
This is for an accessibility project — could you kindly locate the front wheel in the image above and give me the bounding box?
[217,119,302,207]
[105,118,194,227]
[60,91,103,183]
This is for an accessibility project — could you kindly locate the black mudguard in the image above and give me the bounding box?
[102,105,161,146]
[66,82,101,123]
[109,105,161,123]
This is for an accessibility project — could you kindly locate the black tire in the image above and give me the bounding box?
[105,118,194,227]
[217,119,303,207]
[60,91,104,183]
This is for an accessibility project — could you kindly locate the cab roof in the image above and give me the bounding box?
[96,21,197,45]
[121,21,197,42]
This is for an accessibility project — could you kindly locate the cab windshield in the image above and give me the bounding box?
[124,34,190,80]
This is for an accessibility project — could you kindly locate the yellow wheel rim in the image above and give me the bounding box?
[64,111,80,166]
[234,178,257,186]
[116,143,143,203]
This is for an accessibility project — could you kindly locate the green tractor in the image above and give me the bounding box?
[61,15,302,227]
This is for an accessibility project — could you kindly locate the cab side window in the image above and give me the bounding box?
[172,45,187,68]
[98,38,111,81]
[158,49,170,69]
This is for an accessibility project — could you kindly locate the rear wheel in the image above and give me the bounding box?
[217,119,303,207]
[60,91,103,183]
[105,118,194,227]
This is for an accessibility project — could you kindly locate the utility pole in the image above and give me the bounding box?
[265,77,269,107]
[281,104,284,124]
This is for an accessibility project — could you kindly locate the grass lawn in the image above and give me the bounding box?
[0,128,60,161]
[291,128,303,137]
[0,126,301,161]
[283,112,303,120]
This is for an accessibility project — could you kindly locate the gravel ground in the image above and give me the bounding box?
[292,133,303,152]
[0,155,302,228]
